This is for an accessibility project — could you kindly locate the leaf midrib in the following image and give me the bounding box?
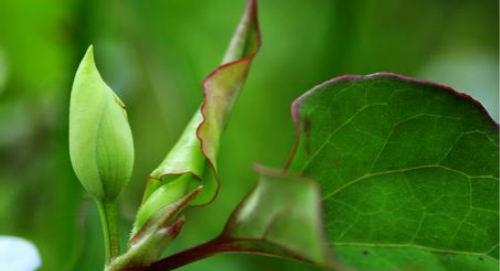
[321,164,496,201]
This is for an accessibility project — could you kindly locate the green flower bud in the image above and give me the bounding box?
[69,45,134,201]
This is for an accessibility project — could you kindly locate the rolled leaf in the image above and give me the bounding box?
[197,0,261,170]
[132,175,195,237]
[136,0,261,234]
[107,188,201,271]
[69,46,134,201]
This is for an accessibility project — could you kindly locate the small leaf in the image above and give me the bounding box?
[108,188,201,271]
[69,45,134,201]
[287,73,499,271]
[219,166,333,267]
[132,175,197,237]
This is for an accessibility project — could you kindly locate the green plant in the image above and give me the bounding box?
[68,0,498,270]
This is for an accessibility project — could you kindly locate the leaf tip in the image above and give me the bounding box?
[81,44,96,68]
[74,44,101,83]
[86,44,94,57]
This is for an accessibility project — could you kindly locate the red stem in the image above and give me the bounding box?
[145,237,234,271]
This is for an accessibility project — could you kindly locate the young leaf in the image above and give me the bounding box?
[146,167,335,270]
[287,73,499,271]
[219,167,333,267]
[197,0,261,170]
[107,188,201,271]
[135,0,261,234]
[69,45,134,202]
[153,0,260,202]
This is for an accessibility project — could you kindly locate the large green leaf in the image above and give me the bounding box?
[287,73,499,271]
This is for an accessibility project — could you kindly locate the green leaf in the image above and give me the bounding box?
[197,0,261,170]
[219,166,333,267]
[107,188,201,271]
[287,73,499,271]
[131,174,197,237]
[69,45,134,202]
[135,0,261,233]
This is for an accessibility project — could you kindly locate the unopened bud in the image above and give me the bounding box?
[69,45,134,201]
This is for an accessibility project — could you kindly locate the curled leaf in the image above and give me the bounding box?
[136,0,261,234]
[132,175,196,237]
[108,188,202,271]
[197,0,261,170]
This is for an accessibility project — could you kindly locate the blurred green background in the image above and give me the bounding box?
[0,0,497,270]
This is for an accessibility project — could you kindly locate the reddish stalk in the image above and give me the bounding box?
[145,237,235,271]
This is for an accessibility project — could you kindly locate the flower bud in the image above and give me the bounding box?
[69,45,134,201]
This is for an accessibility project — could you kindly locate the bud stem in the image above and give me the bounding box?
[96,200,120,263]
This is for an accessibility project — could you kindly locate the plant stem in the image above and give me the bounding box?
[146,237,234,271]
[96,200,120,263]
[144,235,327,271]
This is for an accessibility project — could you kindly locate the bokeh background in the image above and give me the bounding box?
[0,0,497,270]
